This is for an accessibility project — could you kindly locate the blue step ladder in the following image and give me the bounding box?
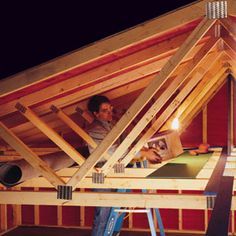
[104,160,165,236]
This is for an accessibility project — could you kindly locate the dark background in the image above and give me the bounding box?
[0,1,197,80]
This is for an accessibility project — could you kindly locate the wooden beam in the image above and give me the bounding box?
[12,187,22,226]
[12,148,221,190]
[0,191,208,209]
[202,105,208,143]
[180,71,227,133]
[102,36,220,174]
[34,187,40,225]
[51,105,97,149]
[51,105,112,160]
[222,34,236,57]
[0,121,65,187]
[15,103,86,166]
[0,0,207,96]
[0,204,7,231]
[163,58,226,130]
[121,45,221,166]
[0,31,194,117]
[67,18,216,189]
[176,65,228,129]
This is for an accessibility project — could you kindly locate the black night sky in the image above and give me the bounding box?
[0,1,197,80]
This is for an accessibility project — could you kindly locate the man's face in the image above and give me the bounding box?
[94,102,113,122]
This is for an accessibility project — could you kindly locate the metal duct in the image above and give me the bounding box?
[0,150,85,187]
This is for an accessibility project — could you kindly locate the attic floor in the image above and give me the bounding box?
[1,226,205,236]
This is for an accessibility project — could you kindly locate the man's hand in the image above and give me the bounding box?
[145,148,162,164]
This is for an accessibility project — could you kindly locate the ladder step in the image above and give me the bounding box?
[114,209,150,213]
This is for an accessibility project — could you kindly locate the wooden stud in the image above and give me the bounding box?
[80,188,85,227]
[12,187,22,226]
[0,204,7,231]
[202,105,208,144]
[57,206,62,226]
[34,187,40,225]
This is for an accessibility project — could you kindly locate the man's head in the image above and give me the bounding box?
[87,95,113,122]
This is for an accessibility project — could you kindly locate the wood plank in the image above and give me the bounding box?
[206,176,234,236]
[34,187,39,225]
[12,187,22,226]
[51,105,97,149]
[121,43,220,166]
[51,105,112,162]
[180,72,227,133]
[57,206,62,226]
[0,121,65,187]
[15,103,86,166]
[67,18,217,189]
[0,204,7,231]
[202,105,207,143]
[163,58,227,130]
[0,31,194,117]
[0,191,208,209]
[0,1,207,96]
[178,65,228,129]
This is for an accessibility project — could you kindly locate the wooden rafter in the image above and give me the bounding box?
[115,39,218,168]
[122,47,222,166]
[163,56,228,130]
[51,105,111,161]
[0,31,195,116]
[66,18,216,189]
[180,72,228,133]
[0,121,65,187]
[0,1,207,97]
[15,103,86,166]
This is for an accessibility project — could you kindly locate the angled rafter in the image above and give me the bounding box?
[15,103,86,166]
[220,17,236,37]
[179,67,227,128]
[180,71,228,133]
[50,105,97,149]
[67,18,217,189]
[27,40,209,116]
[0,31,194,117]
[222,31,236,54]
[122,47,222,166]
[0,121,65,187]
[0,0,207,97]
[51,105,112,161]
[163,56,228,130]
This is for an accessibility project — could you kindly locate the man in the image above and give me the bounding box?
[87,95,162,236]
